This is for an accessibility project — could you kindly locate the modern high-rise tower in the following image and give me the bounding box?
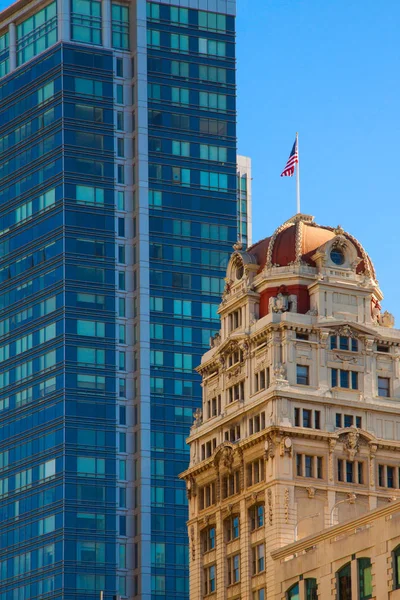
[0,0,238,598]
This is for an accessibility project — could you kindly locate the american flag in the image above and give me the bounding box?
[280,138,298,177]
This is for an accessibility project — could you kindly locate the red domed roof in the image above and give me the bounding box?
[247,214,376,279]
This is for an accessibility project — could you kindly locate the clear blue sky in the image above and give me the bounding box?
[1,0,398,317]
[237,0,400,320]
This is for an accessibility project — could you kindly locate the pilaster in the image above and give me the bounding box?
[102,0,111,48]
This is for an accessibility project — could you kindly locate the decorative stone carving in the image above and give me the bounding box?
[233,241,243,251]
[280,436,293,457]
[193,408,202,427]
[337,325,358,339]
[209,332,221,348]
[190,526,195,560]
[264,435,277,460]
[249,313,258,325]
[381,311,395,328]
[328,438,337,482]
[269,285,297,314]
[369,443,378,456]
[284,488,290,523]
[319,331,330,347]
[334,225,345,236]
[372,299,381,324]
[222,446,234,473]
[267,488,273,525]
[240,341,250,358]
[186,476,197,500]
[363,338,374,354]
[331,236,347,254]
[306,487,316,499]
[306,307,318,316]
[274,363,287,380]
[334,353,358,364]
[345,430,359,461]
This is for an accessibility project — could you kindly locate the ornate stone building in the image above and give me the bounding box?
[180,213,400,600]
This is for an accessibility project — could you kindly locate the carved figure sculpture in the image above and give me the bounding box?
[269,285,297,314]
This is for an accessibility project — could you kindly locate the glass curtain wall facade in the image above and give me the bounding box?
[145,3,236,598]
[0,0,238,599]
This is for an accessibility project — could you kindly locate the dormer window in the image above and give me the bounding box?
[330,247,345,265]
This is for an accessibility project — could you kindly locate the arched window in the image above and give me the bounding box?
[337,562,352,600]
[393,545,400,589]
[358,558,372,600]
[286,583,299,600]
[305,578,318,600]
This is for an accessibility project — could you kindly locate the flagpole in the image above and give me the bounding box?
[296,132,301,213]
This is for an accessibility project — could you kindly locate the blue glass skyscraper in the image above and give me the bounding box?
[0,0,238,598]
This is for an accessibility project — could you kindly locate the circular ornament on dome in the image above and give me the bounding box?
[330,247,345,265]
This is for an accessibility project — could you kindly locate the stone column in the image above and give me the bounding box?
[215,509,225,600]
[239,497,251,598]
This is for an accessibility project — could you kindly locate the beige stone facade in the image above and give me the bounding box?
[180,213,400,600]
[271,500,400,599]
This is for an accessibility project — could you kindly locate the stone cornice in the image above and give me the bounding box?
[180,424,400,481]
[271,500,400,561]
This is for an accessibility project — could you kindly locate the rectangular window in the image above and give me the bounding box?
[358,557,373,600]
[200,170,228,192]
[204,565,216,595]
[77,320,105,337]
[199,91,227,111]
[222,471,240,499]
[378,376,390,397]
[147,29,160,47]
[198,37,226,57]
[117,138,124,157]
[111,3,129,49]
[170,6,188,25]
[172,140,190,157]
[305,455,313,477]
[227,554,240,585]
[198,11,226,32]
[303,409,311,428]
[249,504,264,531]
[199,64,227,84]
[171,33,189,53]
[252,544,265,575]
[17,2,57,65]
[172,167,190,186]
[296,364,309,385]
[331,368,358,389]
[225,515,239,541]
[171,86,190,105]
[200,143,227,162]
[71,0,102,45]
[247,458,264,487]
